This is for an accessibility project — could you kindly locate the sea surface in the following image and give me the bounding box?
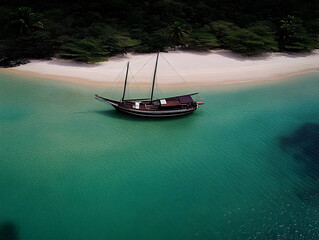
[0,71,319,240]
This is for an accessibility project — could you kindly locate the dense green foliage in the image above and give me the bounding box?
[58,24,139,62]
[211,21,278,55]
[0,0,318,65]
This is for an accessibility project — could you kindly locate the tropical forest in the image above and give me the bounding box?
[0,0,318,66]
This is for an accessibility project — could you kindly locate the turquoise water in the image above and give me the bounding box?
[1,71,319,239]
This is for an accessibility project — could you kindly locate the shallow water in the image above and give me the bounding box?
[0,72,319,239]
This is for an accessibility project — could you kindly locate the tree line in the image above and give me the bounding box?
[0,0,318,66]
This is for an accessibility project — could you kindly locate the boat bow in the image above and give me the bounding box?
[95,94,119,106]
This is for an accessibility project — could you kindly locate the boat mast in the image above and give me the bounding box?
[122,61,130,102]
[150,52,160,103]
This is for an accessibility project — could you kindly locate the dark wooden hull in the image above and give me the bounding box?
[95,94,199,118]
[114,105,197,117]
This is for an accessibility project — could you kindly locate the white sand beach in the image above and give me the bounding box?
[2,49,319,86]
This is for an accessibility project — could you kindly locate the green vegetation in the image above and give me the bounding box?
[188,25,220,51]
[169,21,191,50]
[211,21,278,55]
[279,15,318,51]
[0,0,318,66]
[58,24,139,63]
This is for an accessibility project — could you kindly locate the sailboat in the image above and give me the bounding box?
[95,52,204,117]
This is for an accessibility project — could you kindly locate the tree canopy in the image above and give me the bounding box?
[0,0,318,66]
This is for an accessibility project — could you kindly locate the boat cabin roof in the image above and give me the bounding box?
[179,95,194,104]
[160,94,194,107]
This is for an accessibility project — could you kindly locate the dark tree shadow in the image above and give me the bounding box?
[214,49,272,61]
[279,122,319,204]
[0,222,19,240]
[46,59,100,68]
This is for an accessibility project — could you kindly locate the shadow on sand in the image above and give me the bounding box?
[214,49,315,62]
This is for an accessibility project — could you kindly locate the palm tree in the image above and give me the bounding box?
[279,15,297,49]
[168,21,190,50]
[12,7,43,37]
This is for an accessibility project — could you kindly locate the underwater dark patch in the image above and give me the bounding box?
[0,222,19,240]
[280,122,319,203]
[280,122,319,179]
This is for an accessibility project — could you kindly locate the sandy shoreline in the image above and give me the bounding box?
[1,49,319,87]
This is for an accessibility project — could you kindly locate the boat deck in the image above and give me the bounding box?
[121,97,196,111]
